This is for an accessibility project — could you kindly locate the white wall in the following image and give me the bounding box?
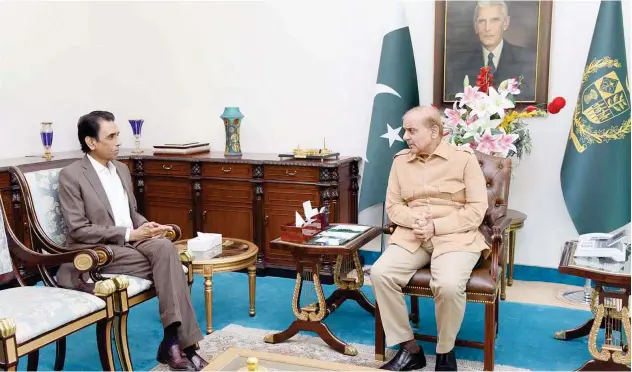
[0,0,629,268]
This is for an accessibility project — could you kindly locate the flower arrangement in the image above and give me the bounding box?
[442,66,567,160]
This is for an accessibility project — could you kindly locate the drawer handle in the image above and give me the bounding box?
[221,167,232,173]
[162,165,173,170]
[285,170,297,176]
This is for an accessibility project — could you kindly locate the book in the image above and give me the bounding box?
[154,142,209,149]
[153,144,211,155]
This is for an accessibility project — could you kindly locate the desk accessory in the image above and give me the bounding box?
[280,201,330,243]
[278,139,339,160]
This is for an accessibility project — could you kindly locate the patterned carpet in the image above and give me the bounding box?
[151,324,529,371]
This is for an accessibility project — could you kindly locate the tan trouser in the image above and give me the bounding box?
[370,243,480,353]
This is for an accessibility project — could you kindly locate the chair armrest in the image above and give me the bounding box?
[488,215,511,279]
[164,224,182,242]
[383,223,397,235]
[7,227,101,275]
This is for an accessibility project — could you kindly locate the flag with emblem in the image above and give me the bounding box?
[359,5,419,212]
[560,0,631,234]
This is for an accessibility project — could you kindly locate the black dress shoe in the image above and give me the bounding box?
[435,349,457,371]
[380,347,427,371]
[156,340,196,371]
[186,352,208,371]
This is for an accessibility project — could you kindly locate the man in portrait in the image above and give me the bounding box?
[446,0,537,101]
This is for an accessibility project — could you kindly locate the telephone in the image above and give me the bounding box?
[574,230,628,262]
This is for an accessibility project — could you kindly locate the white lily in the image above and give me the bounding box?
[486,87,514,119]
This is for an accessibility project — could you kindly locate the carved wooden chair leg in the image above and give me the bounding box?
[96,319,116,371]
[111,277,133,371]
[113,314,133,371]
[375,302,386,362]
[54,338,66,371]
[409,296,420,329]
[26,350,38,371]
[483,302,496,371]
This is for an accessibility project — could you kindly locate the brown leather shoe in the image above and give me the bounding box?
[187,352,208,371]
[157,341,196,371]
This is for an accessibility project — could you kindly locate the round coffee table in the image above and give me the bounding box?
[174,238,259,334]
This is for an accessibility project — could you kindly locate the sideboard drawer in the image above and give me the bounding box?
[264,166,319,182]
[144,161,190,176]
[202,163,252,179]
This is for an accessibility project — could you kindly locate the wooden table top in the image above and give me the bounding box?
[271,225,381,255]
[174,238,258,266]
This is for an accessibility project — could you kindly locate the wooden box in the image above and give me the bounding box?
[279,209,331,243]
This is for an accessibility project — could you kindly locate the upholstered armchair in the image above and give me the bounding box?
[9,160,194,371]
[0,197,123,371]
[374,151,512,371]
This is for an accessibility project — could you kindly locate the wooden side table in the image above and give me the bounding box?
[263,225,381,356]
[504,209,527,293]
[175,238,259,334]
[554,240,631,371]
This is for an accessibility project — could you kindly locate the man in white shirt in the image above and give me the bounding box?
[57,111,206,371]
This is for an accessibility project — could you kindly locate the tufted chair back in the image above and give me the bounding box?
[474,151,511,243]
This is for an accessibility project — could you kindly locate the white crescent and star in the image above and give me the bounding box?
[365,83,404,163]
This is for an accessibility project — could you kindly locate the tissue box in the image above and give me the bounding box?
[188,233,223,256]
[280,222,321,243]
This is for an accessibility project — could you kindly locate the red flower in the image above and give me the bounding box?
[476,66,494,93]
[547,96,567,114]
[525,105,538,112]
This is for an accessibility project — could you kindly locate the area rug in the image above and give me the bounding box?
[151,324,529,371]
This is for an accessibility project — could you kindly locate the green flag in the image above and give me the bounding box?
[560,0,631,234]
[359,9,419,212]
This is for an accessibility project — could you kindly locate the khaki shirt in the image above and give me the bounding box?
[385,141,490,258]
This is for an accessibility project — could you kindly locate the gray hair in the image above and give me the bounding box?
[473,0,509,25]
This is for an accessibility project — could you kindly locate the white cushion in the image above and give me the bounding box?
[0,287,105,344]
[101,265,188,297]
[102,274,153,297]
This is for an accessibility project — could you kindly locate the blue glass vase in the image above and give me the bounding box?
[221,107,244,156]
[128,119,144,154]
[40,122,54,160]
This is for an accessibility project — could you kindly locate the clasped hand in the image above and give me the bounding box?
[129,221,173,242]
[412,212,435,242]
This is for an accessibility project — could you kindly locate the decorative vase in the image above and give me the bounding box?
[128,119,144,154]
[40,122,54,160]
[221,107,243,156]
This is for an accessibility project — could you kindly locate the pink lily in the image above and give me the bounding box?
[456,85,485,109]
[494,128,519,157]
[474,128,498,154]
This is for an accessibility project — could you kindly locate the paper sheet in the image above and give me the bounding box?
[295,211,306,227]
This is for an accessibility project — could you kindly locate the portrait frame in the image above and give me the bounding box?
[433,0,554,108]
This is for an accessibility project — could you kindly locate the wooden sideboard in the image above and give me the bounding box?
[0,149,361,285]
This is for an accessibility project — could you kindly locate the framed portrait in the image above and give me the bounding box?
[433,0,553,107]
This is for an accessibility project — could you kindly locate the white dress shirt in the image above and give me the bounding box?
[87,155,134,242]
[482,39,503,70]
